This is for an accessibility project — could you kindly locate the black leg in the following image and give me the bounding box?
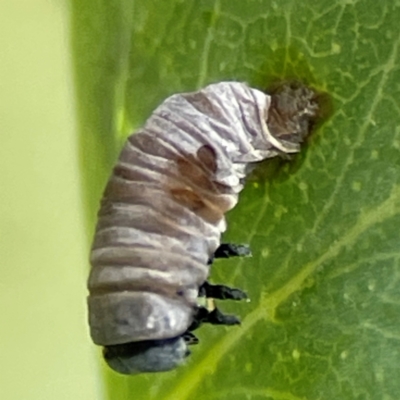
[189,306,241,332]
[193,243,250,334]
[214,243,252,259]
[188,307,209,332]
[205,308,241,326]
[200,281,247,300]
[183,331,199,345]
[208,243,251,264]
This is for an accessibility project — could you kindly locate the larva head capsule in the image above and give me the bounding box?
[267,82,320,146]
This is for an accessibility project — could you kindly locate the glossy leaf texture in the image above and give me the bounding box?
[71,0,400,399]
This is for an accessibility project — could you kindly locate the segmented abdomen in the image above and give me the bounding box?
[87,82,315,346]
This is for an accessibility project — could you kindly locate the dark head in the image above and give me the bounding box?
[267,82,319,147]
[103,336,189,374]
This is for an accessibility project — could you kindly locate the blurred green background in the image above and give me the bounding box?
[0,1,100,399]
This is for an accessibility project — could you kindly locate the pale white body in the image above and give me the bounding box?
[87,82,309,347]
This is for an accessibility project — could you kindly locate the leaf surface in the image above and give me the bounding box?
[71,1,400,399]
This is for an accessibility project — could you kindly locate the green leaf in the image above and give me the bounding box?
[71,0,400,399]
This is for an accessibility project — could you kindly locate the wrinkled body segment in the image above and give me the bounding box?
[87,82,319,373]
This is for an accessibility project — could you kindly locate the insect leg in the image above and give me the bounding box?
[182,331,199,345]
[192,244,249,333]
[187,307,206,332]
[214,243,251,259]
[208,243,251,265]
[189,306,240,331]
[203,307,241,326]
[200,281,247,301]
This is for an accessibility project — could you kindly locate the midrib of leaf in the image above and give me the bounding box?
[161,182,400,400]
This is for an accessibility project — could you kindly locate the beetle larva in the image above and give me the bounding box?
[88,81,319,374]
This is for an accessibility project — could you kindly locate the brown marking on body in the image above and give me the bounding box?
[184,92,226,121]
[113,165,146,182]
[175,145,229,194]
[196,144,218,173]
[167,144,235,222]
[169,187,224,224]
